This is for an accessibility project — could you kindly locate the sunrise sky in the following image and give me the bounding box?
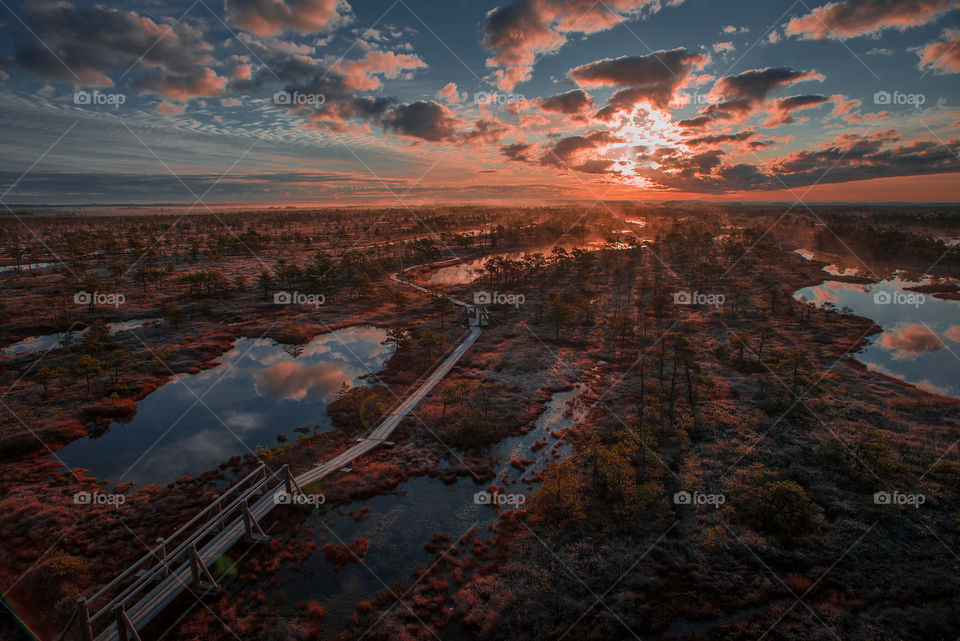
[0,0,958,205]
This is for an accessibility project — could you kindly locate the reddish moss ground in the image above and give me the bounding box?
[2,208,958,641]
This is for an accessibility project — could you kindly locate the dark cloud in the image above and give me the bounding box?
[676,114,715,129]
[501,142,534,161]
[461,119,511,145]
[678,68,823,129]
[539,130,621,174]
[481,0,680,89]
[569,49,707,110]
[542,135,596,165]
[0,170,405,204]
[770,133,960,186]
[638,131,960,193]
[380,101,460,142]
[538,89,594,113]
[786,0,958,40]
[684,131,757,146]
[715,68,823,101]
[132,67,227,100]
[225,0,351,37]
[2,2,216,90]
[766,94,830,125]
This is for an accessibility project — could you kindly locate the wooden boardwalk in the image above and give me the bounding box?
[60,264,482,641]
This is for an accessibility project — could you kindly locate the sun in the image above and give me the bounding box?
[594,104,688,187]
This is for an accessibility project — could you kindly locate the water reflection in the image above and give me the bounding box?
[270,384,585,629]
[427,251,533,285]
[0,262,53,273]
[1,318,163,356]
[54,325,393,487]
[794,277,960,398]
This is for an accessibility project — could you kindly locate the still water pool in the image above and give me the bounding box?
[54,325,394,487]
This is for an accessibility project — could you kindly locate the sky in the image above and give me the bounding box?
[0,0,958,205]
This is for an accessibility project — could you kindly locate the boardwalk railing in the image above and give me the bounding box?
[59,464,306,641]
[58,264,483,641]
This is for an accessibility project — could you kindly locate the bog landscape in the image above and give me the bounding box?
[0,1,958,640]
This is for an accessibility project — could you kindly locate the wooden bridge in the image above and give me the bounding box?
[58,264,481,641]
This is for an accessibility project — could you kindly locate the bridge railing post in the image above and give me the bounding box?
[113,603,140,641]
[187,542,221,594]
[211,494,222,531]
[283,464,294,496]
[189,542,202,586]
[76,596,93,641]
[156,537,168,577]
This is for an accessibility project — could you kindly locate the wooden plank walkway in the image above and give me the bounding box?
[66,264,482,641]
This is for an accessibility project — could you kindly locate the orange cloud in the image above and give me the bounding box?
[919,29,960,74]
[786,0,956,40]
[880,323,944,356]
[334,50,426,91]
[226,0,349,37]
[157,100,184,115]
